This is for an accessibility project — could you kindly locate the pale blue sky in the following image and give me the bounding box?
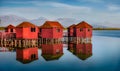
[0,0,120,25]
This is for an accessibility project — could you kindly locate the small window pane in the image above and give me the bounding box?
[88,28,90,31]
[11,29,13,32]
[5,28,8,32]
[31,28,36,32]
[57,29,60,32]
[80,28,83,32]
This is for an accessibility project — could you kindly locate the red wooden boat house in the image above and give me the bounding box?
[38,21,64,44]
[16,21,38,39]
[3,24,16,39]
[15,22,39,47]
[68,21,93,43]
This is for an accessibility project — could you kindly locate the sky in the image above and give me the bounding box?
[0,0,120,25]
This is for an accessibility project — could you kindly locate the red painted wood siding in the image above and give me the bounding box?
[0,32,16,39]
[16,47,38,60]
[41,28,63,38]
[16,28,23,38]
[42,44,63,55]
[6,28,16,33]
[53,28,63,38]
[75,43,92,55]
[41,29,53,38]
[76,28,92,38]
[16,27,38,39]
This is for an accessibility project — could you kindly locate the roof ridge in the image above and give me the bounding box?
[40,21,64,28]
[16,21,36,28]
[76,21,92,28]
[6,24,15,28]
[68,24,76,28]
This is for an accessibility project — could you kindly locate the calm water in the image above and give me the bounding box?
[0,30,120,71]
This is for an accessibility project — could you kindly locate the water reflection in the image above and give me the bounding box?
[0,47,16,52]
[68,43,92,60]
[41,44,63,61]
[93,30,120,38]
[16,47,38,64]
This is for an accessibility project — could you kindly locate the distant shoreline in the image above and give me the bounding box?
[93,28,120,30]
[64,28,120,30]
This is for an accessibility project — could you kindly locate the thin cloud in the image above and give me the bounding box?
[50,2,91,10]
[107,5,120,11]
[77,0,104,3]
[1,0,92,12]
[33,2,92,13]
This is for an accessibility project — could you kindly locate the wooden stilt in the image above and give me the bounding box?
[14,40,17,47]
[18,40,21,48]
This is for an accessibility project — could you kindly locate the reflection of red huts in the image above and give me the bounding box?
[16,22,38,39]
[73,43,92,60]
[68,21,92,43]
[74,43,92,55]
[16,47,38,64]
[41,44,63,61]
[68,43,74,52]
[39,21,64,42]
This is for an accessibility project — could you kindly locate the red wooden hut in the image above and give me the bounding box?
[41,44,63,61]
[75,21,93,38]
[16,21,38,39]
[39,21,64,43]
[5,24,16,39]
[68,21,93,43]
[16,47,38,64]
[5,24,16,33]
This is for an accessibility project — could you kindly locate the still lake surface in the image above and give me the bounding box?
[0,30,120,71]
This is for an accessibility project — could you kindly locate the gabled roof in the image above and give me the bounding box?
[16,21,36,28]
[40,21,64,29]
[38,26,42,28]
[76,21,92,28]
[6,24,15,29]
[68,24,76,29]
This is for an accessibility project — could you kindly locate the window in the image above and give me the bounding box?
[10,29,13,32]
[5,28,8,32]
[80,28,83,32]
[88,28,90,31]
[57,29,60,32]
[31,28,36,32]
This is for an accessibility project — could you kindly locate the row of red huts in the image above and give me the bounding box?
[0,21,92,40]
